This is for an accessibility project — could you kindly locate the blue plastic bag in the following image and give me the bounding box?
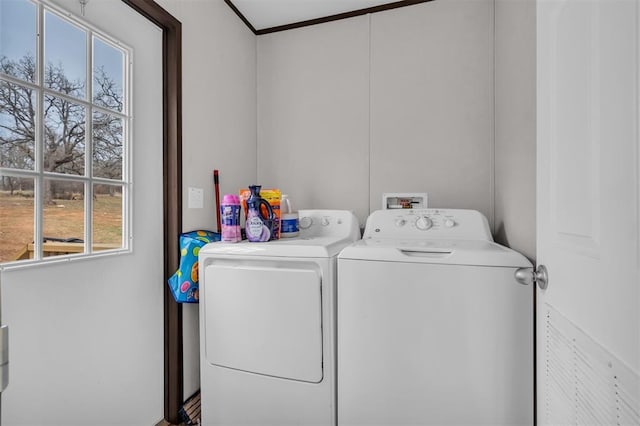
[168,230,220,303]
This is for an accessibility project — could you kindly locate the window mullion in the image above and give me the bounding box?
[124,52,132,249]
[85,30,93,254]
[34,1,45,261]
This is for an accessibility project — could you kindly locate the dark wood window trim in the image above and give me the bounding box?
[120,1,183,424]
[225,0,434,35]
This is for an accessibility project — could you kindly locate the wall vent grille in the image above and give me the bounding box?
[544,304,639,426]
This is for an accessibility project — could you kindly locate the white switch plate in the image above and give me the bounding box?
[188,187,204,209]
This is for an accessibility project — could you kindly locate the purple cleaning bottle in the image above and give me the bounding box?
[246,185,275,242]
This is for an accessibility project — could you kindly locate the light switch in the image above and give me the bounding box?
[188,187,204,209]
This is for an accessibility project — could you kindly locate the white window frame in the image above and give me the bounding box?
[0,0,133,268]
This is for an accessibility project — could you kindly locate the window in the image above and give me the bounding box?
[0,0,131,265]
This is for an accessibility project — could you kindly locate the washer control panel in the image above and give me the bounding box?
[363,209,492,241]
[296,209,360,239]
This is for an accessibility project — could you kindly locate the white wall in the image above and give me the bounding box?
[494,0,536,261]
[257,1,495,227]
[153,0,257,400]
[257,17,370,222]
[369,0,494,221]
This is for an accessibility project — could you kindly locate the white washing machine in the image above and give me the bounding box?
[337,209,533,426]
[199,209,360,426]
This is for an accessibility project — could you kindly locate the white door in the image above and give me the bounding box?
[0,0,163,424]
[537,0,640,424]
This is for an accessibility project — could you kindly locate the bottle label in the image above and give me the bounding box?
[281,218,299,233]
[221,204,241,242]
[247,216,263,237]
[221,205,240,226]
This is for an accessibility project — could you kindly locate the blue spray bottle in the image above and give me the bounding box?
[245,185,276,242]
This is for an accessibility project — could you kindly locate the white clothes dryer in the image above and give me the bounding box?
[199,210,360,426]
[337,209,533,426]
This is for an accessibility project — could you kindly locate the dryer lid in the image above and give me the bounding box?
[200,236,354,258]
[200,209,361,258]
[338,239,532,268]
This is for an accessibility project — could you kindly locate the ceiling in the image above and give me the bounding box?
[227,0,429,34]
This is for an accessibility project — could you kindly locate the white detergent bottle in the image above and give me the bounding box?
[280,194,299,238]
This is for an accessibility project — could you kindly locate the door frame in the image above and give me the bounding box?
[119,1,182,423]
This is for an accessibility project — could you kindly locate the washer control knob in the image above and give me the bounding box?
[321,217,330,226]
[299,216,313,229]
[395,218,406,227]
[444,219,456,228]
[415,216,433,230]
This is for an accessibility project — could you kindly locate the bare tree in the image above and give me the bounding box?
[0,55,123,202]
[0,56,36,171]
[93,66,123,183]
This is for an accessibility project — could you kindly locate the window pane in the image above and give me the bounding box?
[0,0,36,83]
[0,176,34,262]
[0,80,35,170]
[44,10,86,99]
[44,94,85,175]
[93,110,122,179]
[93,183,122,252]
[93,37,124,113]
[43,179,84,257]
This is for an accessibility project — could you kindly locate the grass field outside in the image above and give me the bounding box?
[0,191,123,263]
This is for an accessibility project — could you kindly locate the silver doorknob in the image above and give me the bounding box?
[515,264,549,290]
